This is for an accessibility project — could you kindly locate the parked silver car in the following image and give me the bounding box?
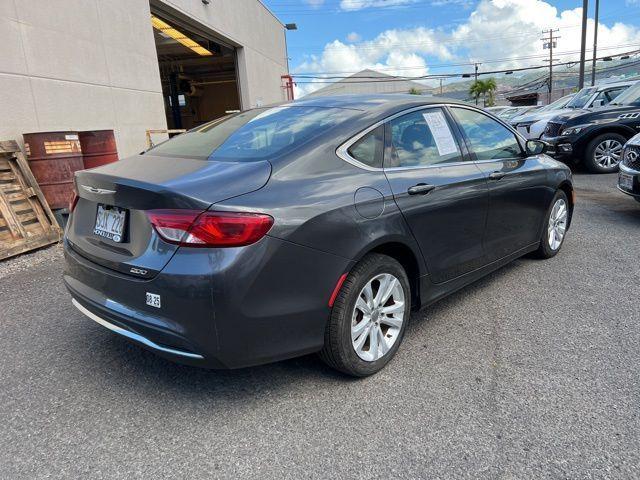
[511,80,637,139]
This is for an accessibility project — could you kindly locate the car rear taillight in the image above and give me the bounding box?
[69,190,79,212]
[146,210,273,247]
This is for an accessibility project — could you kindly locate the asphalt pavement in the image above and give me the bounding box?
[1,172,639,479]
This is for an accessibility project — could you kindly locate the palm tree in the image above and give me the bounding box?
[469,79,498,106]
[469,80,485,105]
[484,78,497,107]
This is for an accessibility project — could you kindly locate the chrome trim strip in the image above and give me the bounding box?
[335,103,527,172]
[620,163,640,175]
[80,185,116,195]
[72,299,204,360]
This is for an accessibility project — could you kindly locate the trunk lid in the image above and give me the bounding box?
[66,154,271,278]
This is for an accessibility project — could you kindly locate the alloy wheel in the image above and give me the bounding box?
[548,198,568,251]
[351,273,405,362]
[594,139,623,169]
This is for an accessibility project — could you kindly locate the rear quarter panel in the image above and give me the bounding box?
[214,142,427,276]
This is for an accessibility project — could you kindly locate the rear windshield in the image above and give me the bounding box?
[149,106,354,161]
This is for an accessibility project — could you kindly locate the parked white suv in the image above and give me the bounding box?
[511,80,637,139]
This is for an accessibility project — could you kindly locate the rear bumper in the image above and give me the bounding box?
[72,298,205,361]
[64,236,353,369]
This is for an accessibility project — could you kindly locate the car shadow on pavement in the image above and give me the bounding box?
[68,258,526,405]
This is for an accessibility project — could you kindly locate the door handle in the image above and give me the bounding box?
[407,183,436,195]
[489,171,506,180]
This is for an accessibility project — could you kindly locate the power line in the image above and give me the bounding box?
[291,48,640,84]
[291,44,640,78]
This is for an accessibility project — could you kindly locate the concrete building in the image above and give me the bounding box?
[1,0,290,157]
[305,69,432,97]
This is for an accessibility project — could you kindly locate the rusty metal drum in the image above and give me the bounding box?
[79,130,119,169]
[23,131,84,209]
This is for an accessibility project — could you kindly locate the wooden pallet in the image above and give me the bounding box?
[0,140,61,261]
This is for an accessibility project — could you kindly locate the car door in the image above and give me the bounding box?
[449,106,552,263]
[383,107,489,284]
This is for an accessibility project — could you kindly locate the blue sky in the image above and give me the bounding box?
[262,0,640,95]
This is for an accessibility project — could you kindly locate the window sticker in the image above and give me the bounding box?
[422,111,458,156]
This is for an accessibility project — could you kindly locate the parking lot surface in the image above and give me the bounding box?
[1,173,639,479]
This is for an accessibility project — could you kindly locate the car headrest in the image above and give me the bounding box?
[401,123,433,149]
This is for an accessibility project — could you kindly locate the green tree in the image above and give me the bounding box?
[469,79,498,106]
[469,80,485,105]
[408,87,422,95]
[484,78,497,106]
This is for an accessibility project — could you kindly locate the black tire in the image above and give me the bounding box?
[319,253,411,377]
[533,190,569,259]
[583,133,626,173]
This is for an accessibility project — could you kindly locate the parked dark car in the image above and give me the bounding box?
[64,95,573,377]
[541,81,640,173]
[618,133,640,202]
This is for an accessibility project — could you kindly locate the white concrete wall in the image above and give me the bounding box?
[0,0,167,158]
[0,0,289,158]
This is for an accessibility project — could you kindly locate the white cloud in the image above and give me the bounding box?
[294,27,453,96]
[450,0,640,69]
[346,32,362,42]
[293,0,640,97]
[304,0,325,7]
[340,0,417,11]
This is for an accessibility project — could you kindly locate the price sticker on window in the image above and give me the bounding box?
[422,111,458,156]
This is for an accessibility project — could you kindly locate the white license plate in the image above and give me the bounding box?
[94,205,126,242]
[619,173,634,191]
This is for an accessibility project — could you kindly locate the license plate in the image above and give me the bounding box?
[619,173,634,191]
[94,205,126,242]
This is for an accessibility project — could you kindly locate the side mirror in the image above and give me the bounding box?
[526,139,547,156]
[593,99,605,107]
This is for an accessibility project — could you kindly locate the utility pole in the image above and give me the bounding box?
[578,0,589,89]
[541,29,560,104]
[474,63,481,105]
[591,0,600,86]
[439,78,443,95]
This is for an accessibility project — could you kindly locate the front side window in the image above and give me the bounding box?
[150,106,353,161]
[348,126,384,168]
[386,108,462,168]
[450,107,523,161]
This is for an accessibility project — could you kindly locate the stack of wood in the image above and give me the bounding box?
[0,140,61,261]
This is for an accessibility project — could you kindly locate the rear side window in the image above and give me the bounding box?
[348,126,384,168]
[607,87,627,101]
[386,108,462,168]
[450,107,523,161]
[150,106,354,161]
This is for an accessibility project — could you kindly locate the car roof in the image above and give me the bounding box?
[283,94,472,116]
[594,80,638,91]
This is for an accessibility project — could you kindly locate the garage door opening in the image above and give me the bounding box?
[151,13,241,131]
